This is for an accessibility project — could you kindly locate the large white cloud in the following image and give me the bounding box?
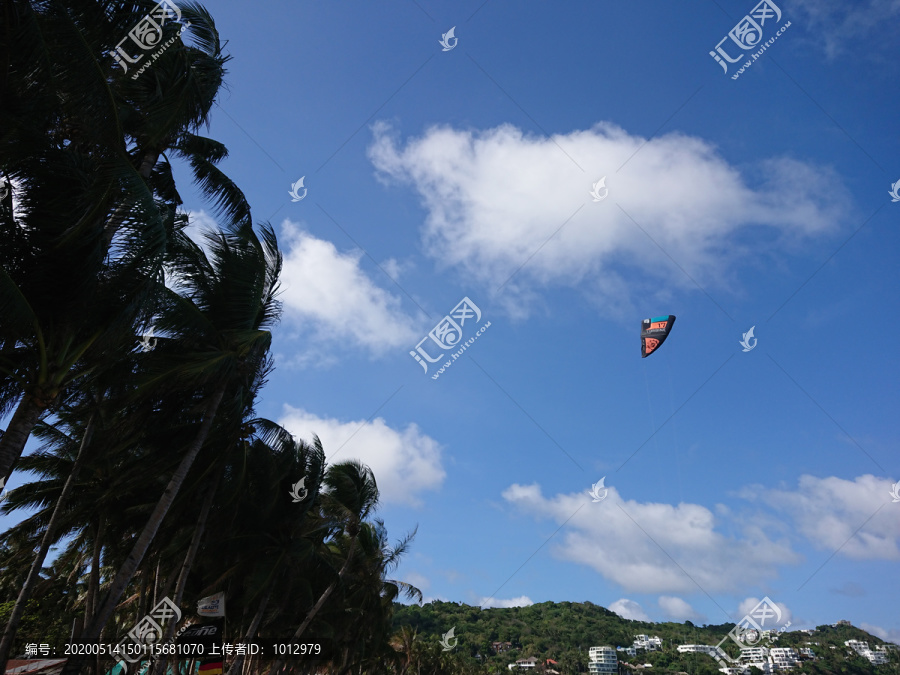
[279,405,445,506]
[369,122,847,315]
[278,220,423,355]
[739,474,900,560]
[610,598,650,621]
[501,483,800,594]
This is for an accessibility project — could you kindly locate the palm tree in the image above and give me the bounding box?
[391,625,421,675]
[0,0,245,483]
[0,378,179,667]
[212,434,327,675]
[266,461,419,675]
[0,406,96,667]
[328,520,421,675]
[68,219,283,673]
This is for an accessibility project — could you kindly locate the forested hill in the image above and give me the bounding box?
[392,601,899,675]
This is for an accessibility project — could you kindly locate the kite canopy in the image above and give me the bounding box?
[641,315,676,358]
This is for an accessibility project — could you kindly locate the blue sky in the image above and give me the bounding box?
[5,0,900,646]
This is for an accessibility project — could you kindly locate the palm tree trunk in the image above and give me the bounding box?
[0,393,44,483]
[226,583,274,675]
[152,556,161,608]
[0,412,96,673]
[82,516,104,636]
[63,383,226,675]
[153,465,226,675]
[138,566,150,621]
[267,538,357,675]
[173,462,225,607]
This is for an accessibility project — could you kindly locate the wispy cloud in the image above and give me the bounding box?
[502,482,799,594]
[739,474,900,560]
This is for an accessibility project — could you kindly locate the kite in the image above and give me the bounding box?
[641,315,676,358]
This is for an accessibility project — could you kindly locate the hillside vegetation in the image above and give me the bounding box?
[392,601,900,675]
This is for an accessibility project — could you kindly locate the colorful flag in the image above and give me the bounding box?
[198,659,223,675]
[197,592,225,617]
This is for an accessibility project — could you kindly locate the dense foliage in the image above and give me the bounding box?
[0,2,417,674]
[392,601,900,675]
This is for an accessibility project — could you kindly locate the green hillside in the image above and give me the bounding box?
[391,601,900,675]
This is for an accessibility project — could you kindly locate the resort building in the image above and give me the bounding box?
[769,647,799,670]
[633,635,663,651]
[739,648,772,674]
[508,658,539,670]
[844,640,889,665]
[589,647,618,675]
[739,647,769,662]
[617,647,637,657]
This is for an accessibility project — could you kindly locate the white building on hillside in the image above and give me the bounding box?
[508,658,538,670]
[589,647,618,674]
[633,635,662,651]
[769,648,799,670]
[617,646,637,657]
[845,640,889,665]
[739,647,772,673]
[677,645,724,658]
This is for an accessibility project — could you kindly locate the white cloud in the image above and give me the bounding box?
[480,596,534,609]
[658,596,705,623]
[369,121,847,316]
[740,474,900,560]
[278,405,445,506]
[610,599,650,621]
[185,208,218,240]
[501,483,800,594]
[278,221,423,355]
[788,0,900,58]
[860,623,900,646]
